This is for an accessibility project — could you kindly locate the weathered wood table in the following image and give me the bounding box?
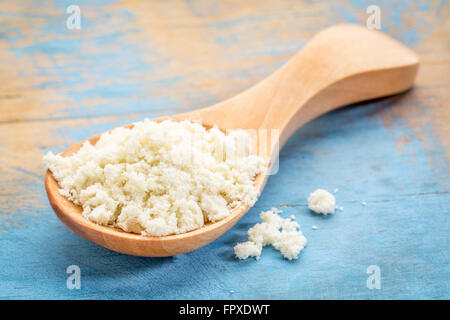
[0,0,448,299]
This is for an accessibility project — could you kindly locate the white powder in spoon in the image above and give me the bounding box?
[44,119,265,236]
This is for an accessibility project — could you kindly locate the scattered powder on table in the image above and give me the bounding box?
[234,208,307,261]
[43,119,265,236]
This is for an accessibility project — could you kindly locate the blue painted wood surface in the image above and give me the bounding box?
[0,0,448,299]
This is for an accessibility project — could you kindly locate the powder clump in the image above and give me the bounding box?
[234,208,307,260]
[307,189,336,215]
[43,119,265,236]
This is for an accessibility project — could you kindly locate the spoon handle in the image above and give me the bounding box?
[180,24,419,147]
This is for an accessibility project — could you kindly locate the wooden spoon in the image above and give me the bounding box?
[45,24,419,256]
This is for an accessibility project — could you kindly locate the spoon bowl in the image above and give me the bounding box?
[45,24,419,256]
[45,125,270,256]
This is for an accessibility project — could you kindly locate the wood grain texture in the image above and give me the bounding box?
[0,0,448,299]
